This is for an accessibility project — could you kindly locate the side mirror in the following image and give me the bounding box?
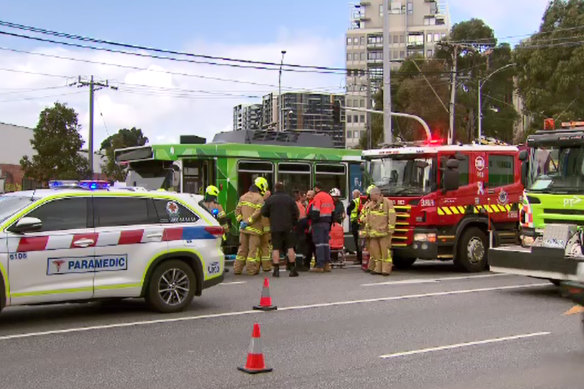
[518,150,528,161]
[521,160,529,187]
[11,217,42,234]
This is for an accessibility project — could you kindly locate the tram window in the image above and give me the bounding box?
[278,163,311,194]
[237,160,274,196]
[183,160,214,194]
[315,164,347,198]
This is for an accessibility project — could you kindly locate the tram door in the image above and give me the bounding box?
[182,159,215,194]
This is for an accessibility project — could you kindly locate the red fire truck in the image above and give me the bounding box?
[362,143,523,272]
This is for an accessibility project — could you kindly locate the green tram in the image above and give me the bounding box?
[115,137,363,253]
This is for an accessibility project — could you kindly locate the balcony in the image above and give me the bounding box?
[360,1,371,6]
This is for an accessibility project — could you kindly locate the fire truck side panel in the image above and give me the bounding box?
[389,149,522,264]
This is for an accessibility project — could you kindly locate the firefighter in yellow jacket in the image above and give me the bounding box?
[359,185,375,272]
[364,186,396,275]
[203,185,229,238]
[259,189,273,272]
[234,177,268,275]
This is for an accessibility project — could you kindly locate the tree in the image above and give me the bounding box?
[100,127,148,181]
[515,0,584,135]
[20,102,90,183]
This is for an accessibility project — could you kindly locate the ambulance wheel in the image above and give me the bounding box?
[455,227,488,272]
[147,260,196,313]
[392,256,416,270]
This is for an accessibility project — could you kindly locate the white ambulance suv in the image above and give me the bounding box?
[0,181,224,313]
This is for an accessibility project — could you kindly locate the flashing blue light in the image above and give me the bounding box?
[211,208,219,217]
[79,180,109,190]
[49,180,78,189]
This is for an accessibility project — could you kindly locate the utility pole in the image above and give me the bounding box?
[382,0,392,144]
[278,50,287,132]
[448,45,458,145]
[366,69,372,150]
[73,76,117,178]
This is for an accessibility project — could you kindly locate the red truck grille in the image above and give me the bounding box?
[392,205,411,247]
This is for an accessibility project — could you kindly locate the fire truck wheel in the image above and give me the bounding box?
[455,227,488,272]
[392,256,416,269]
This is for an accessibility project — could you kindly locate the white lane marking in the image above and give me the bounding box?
[0,283,548,342]
[379,332,551,359]
[361,273,508,287]
[219,281,247,286]
[277,283,548,312]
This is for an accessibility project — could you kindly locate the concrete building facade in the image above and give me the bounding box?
[345,0,450,147]
[233,103,262,131]
[237,91,346,148]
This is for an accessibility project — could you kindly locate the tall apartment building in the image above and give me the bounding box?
[233,103,263,131]
[259,91,345,148]
[345,0,450,147]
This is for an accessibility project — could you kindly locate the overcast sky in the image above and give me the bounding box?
[0,0,551,148]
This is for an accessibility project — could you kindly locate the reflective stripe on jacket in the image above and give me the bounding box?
[235,191,264,235]
[364,197,396,238]
[309,191,335,224]
[349,197,360,223]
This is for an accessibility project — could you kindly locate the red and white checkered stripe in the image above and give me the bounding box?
[0,227,198,253]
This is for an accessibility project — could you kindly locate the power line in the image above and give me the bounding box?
[0,19,349,72]
[0,29,346,75]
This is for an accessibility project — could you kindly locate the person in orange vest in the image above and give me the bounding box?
[364,186,397,275]
[234,177,268,275]
[309,182,335,273]
[329,221,344,263]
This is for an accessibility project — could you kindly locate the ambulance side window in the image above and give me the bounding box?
[25,198,89,232]
[94,198,158,227]
[153,200,199,224]
[488,155,514,187]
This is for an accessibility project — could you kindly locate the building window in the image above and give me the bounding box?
[407,1,413,14]
[427,33,433,43]
[361,52,366,61]
[424,17,436,26]
[393,35,399,44]
[399,35,405,44]
[360,99,365,108]
[347,37,352,46]
[347,53,351,61]
[360,36,365,45]
[392,50,398,60]
[347,130,353,139]
[390,1,403,14]
[347,115,352,123]
[434,33,441,42]
[354,115,359,123]
[400,50,405,59]
[360,115,365,123]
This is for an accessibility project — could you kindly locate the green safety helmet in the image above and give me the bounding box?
[366,184,376,195]
[205,185,220,197]
[254,177,269,195]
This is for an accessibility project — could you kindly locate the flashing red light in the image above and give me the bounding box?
[425,135,444,146]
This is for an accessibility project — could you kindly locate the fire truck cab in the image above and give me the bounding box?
[363,144,523,272]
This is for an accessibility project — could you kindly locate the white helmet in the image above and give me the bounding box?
[329,187,341,197]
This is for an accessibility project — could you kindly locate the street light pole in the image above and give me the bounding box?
[478,63,514,141]
[278,50,286,132]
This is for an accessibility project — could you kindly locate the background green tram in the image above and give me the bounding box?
[115,142,363,254]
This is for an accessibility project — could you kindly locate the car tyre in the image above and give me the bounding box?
[147,260,196,313]
[454,227,488,273]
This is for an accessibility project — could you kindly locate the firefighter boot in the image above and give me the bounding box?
[382,261,393,276]
[323,263,332,272]
[261,260,272,272]
[272,264,280,277]
[234,260,245,275]
[246,261,260,276]
[373,260,382,274]
[289,262,299,277]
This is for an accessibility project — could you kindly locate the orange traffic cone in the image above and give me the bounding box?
[237,323,273,374]
[253,277,277,311]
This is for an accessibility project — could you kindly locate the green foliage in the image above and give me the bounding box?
[359,18,517,147]
[100,127,148,181]
[20,102,90,183]
[515,0,584,134]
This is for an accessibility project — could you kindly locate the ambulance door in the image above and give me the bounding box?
[92,196,165,298]
[7,197,94,305]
